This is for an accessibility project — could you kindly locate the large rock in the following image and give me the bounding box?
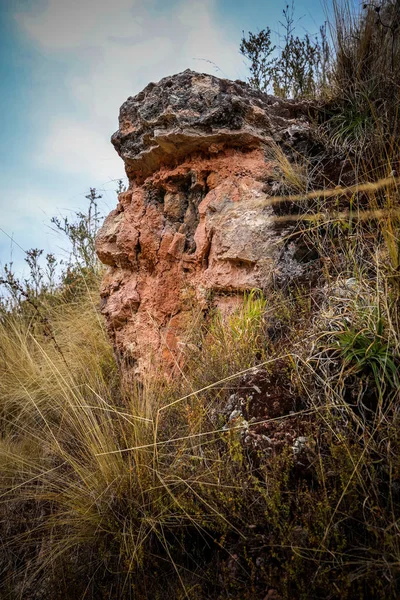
[96,70,315,374]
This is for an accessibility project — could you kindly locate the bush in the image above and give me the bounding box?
[240,2,330,98]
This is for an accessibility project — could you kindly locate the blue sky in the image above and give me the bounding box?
[0,0,327,277]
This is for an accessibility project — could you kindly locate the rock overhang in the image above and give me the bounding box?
[111,69,312,182]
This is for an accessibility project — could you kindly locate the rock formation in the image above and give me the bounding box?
[96,69,316,374]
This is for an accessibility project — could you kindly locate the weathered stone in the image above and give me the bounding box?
[96,70,315,374]
[111,69,313,183]
[164,192,186,220]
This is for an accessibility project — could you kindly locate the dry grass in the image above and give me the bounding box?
[1,232,400,599]
[0,286,281,598]
[321,0,400,163]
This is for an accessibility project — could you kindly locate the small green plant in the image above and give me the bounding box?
[323,101,375,151]
[335,315,399,395]
[240,2,330,98]
[0,188,104,315]
[51,187,103,274]
[239,28,276,92]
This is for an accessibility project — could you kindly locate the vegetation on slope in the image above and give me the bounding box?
[1,1,400,598]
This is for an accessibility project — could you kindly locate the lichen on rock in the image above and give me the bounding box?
[96,69,315,374]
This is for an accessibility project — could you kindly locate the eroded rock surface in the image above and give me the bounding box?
[96,70,315,373]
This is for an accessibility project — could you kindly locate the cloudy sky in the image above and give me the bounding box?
[0,0,325,276]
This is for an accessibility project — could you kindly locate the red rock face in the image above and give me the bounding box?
[96,70,314,374]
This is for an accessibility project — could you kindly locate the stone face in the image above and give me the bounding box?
[96,70,315,374]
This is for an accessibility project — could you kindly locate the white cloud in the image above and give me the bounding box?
[15,0,242,180]
[37,117,124,181]
[0,187,71,273]
[15,0,144,51]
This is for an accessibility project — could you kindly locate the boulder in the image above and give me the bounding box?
[96,69,315,374]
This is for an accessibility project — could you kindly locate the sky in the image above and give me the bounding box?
[0,0,327,277]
